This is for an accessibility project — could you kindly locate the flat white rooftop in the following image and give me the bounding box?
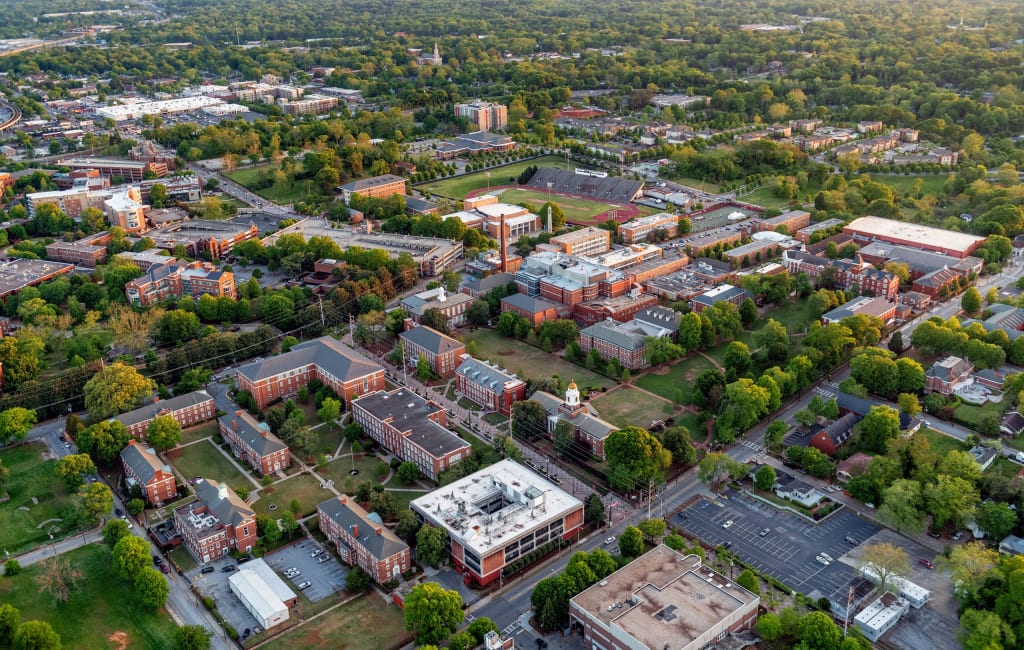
[846,216,985,252]
[410,459,581,557]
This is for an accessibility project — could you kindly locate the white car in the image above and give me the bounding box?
[310,548,323,558]
[604,536,616,546]
[815,555,831,566]
[297,581,311,590]
[722,520,734,529]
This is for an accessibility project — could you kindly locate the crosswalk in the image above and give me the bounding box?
[738,439,761,451]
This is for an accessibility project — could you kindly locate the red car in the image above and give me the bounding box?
[919,558,934,570]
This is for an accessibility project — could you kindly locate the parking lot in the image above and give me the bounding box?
[189,557,262,638]
[674,491,879,596]
[264,539,347,603]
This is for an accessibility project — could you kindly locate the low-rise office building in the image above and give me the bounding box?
[174,479,257,563]
[400,286,475,330]
[399,324,465,377]
[411,459,583,586]
[455,355,527,416]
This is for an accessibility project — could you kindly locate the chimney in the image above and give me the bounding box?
[260,430,266,438]
[375,527,383,536]
[232,420,238,431]
[236,410,243,417]
[352,524,359,537]
[338,496,347,505]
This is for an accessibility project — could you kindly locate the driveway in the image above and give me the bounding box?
[188,558,261,637]
[263,539,347,603]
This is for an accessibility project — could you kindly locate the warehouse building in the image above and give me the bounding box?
[228,558,296,630]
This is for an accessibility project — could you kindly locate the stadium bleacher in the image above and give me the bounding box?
[526,168,644,204]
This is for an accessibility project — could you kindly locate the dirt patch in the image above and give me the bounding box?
[107,631,129,650]
[650,366,671,375]
[684,368,701,381]
[495,348,515,356]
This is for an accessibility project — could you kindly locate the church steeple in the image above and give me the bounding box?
[432,42,442,65]
[559,379,584,418]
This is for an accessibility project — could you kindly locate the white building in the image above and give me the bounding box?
[860,566,930,608]
[854,592,910,642]
[97,96,224,121]
[228,558,296,629]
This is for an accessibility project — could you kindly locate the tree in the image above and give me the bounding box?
[511,400,548,441]
[735,569,759,595]
[859,405,901,453]
[5,559,20,576]
[467,618,499,645]
[584,493,605,526]
[618,525,644,557]
[755,613,783,641]
[317,397,341,423]
[888,330,904,354]
[928,475,980,529]
[396,509,422,543]
[0,408,37,445]
[345,566,372,592]
[723,341,751,378]
[84,363,156,420]
[467,300,491,326]
[660,426,696,466]
[977,501,1017,541]
[102,519,131,548]
[397,461,420,484]
[938,450,983,484]
[112,535,150,581]
[146,415,182,451]
[766,420,788,450]
[12,620,61,650]
[416,525,448,568]
[403,582,463,645]
[35,555,81,605]
[859,543,910,594]
[416,353,433,381]
[78,481,113,525]
[155,310,201,344]
[604,427,671,492]
[76,420,130,465]
[637,518,667,542]
[174,625,212,650]
[553,420,574,457]
[0,604,19,646]
[798,611,842,650]
[643,336,684,366]
[939,542,999,600]
[134,566,169,609]
[698,452,746,492]
[420,308,450,335]
[754,465,776,491]
[878,479,924,533]
[961,287,982,314]
[738,298,758,326]
[897,393,921,416]
[55,454,95,489]
[959,609,1016,650]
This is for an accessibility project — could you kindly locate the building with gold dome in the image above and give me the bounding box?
[530,382,617,459]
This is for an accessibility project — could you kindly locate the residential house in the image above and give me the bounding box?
[837,452,873,484]
[774,471,824,507]
[399,324,466,377]
[236,337,385,409]
[120,441,177,505]
[173,479,257,563]
[455,355,527,416]
[114,390,216,440]
[219,410,290,475]
[1001,411,1024,437]
[968,445,998,472]
[809,412,860,456]
[317,496,410,584]
[924,356,974,395]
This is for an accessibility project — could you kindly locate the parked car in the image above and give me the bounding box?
[201,566,215,574]
[297,581,311,590]
[310,548,324,558]
[919,559,935,570]
[152,555,163,566]
[815,555,831,566]
[722,520,734,529]
[604,536,616,546]
[221,565,236,573]
[950,531,964,541]
[759,528,771,537]
[928,531,941,539]
[160,564,169,574]
[317,556,330,564]
[845,534,857,544]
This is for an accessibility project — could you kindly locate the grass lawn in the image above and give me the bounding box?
[671,176,721,194]
[317,423,347,457]
[461,329,615,389]
[761,297,817,336]
[918,427,965,457]
[261,594,411,650]
[0,443,84,554]
[738,186,796,210]
[589,385,677,429]
[452,425,492,455]
[954,399,1009,431]
[167,545,198,572]
[254,473,333,518]
[703,332,756,364]
[0,543,178,649]
[318,454,390,492]
[417,155,569,199]
[986,456,1021,480]
[635,355,716,403]
[388,489,427,512]
[496,188,616,223]
[224,164,322,205]
[165,439,252,494]
[868,174,950,197]
[179,421,219,446]
[483,412,509,426]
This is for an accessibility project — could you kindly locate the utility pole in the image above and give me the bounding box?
[318,295,326,329]
[348,314,355,346]
[647,479,654,518]
[843,584,854,637]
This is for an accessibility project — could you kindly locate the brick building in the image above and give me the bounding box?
[548,227,611,256]
[317,496,411,584]
[120,441,177,505]
[399,324,466,377]
[351,388,471,481]
[236,337,385,409]
[844,216,986,259]
[782,250,899,300]
[455,355,527,416]
[531,384,617,458]
[758,210,811,234]
[124,259,236,306]
[617,213,680,244]
[174,479,257,563]
[44,232,111,267]
[690,284,752,313]
[924,356,974,395]
[220,410,291,475]
[500,293,569,327]
[579,319,649,370]
[114,390,216,441]
[338,174,407,202]
[399,286,475,330]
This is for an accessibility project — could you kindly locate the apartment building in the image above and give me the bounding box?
[220,410,290,475]
[455,100,509,131]
[617,213,680,244]
[236,337,385,409]
[782,250,900,300]
[455,355,527,416]
[351,388,471,481]
[317,496,410,584]
[120,441,177,505]
[124,259,235,306]
[173,479,257,563]
[113,390,216,440]
[548,227,611,256]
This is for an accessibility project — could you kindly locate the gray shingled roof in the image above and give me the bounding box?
[120,442,171,485]
[220,412,286,456]
[500,293,563,315]
[399,326,463,355]
[115,390,213,428]
[456,356,522,391]
[317,496,409,560]
[338,174,406,192]
[353,389,470,457]
[581,320,646,351]
[237,337,382,383]
[193,478,254,527]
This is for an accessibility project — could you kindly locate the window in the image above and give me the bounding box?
[243,526,249,536]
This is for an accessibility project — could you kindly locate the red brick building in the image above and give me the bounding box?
[578,319,649,370]
[338,174,407,202]
[455,355,527,416]
[399,324,465,377]
[351,388,471,481]
[782,250,899,300]
[924,356,974,395]
[500,293,569,327]
[124,259,236,307]
[173,479,257,563]
[317,496,410,584]
[114,390,216,440]
[912,267,963,298]
[219,411,290,475]
[808,412,859,456]
[120,441,177,505]
[844,216,986,259]
[236,337,385,409]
